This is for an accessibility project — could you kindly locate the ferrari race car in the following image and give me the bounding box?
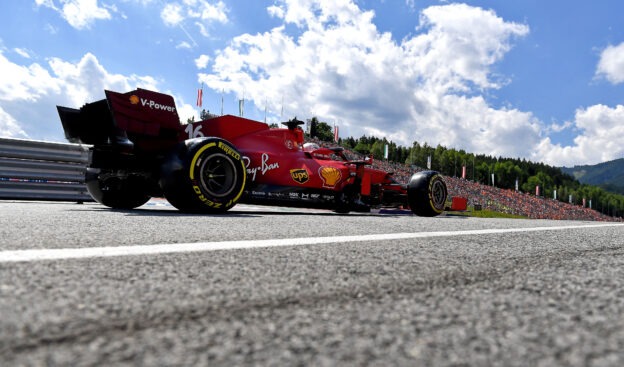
[57,88,449,216]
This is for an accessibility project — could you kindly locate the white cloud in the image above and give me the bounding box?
[176,41,193,49]
[536,104,624,166]
[0,52,161,141]
[429,95,542,159]
[208,1,624,167]
[197,0,228,23]
[161,1,228,29]
[596,42,624,84]
[412,4,529,91]
[35,0,112,30]
[533,42,624,166]
[268,0,367,30]
[195,21,209,37]
[34,0,58,10]
[14,0,620,167]
[14,48,32,59]
[176,100,200,124]
[201,1,533,159]
[0,107,28,139]
[47,53,159,106]
[161,3,184,26]
[0,52,62,103]
[267,5,284,19]
[547,120,573,134]
[195,54,211,69]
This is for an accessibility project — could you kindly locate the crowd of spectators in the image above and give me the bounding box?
[308,137,621,222]
[443,176,620,221]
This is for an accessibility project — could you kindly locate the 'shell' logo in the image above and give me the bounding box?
[290,169,309,184]
[129,95,140,105]
[319,166,341,188]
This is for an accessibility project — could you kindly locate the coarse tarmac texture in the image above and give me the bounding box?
[1,201,624,366]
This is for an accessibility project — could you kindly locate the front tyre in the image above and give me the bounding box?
[407,171,447,217]
[85,168,151,209]
[160,138,246,213]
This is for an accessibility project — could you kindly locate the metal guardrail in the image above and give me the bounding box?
[0,137,93,202]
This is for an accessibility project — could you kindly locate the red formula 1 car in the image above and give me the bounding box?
[57,88,448,216]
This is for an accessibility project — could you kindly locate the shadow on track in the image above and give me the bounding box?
[66,201,468,219]
[70,205,405,218]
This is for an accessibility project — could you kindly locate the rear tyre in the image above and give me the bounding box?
[407,171,447,217]
[160,138,246,213]
[85,168,151,209]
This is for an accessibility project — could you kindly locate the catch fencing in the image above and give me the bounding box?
[0,137,92,202]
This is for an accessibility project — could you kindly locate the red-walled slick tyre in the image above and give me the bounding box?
[407,170,447,217]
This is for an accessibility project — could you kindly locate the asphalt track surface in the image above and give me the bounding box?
[1,200,624,366]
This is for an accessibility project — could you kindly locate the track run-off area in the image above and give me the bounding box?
[2,200,624,366]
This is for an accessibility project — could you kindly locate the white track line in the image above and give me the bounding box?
[1,223,622,263]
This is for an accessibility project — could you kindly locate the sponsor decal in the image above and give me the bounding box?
[129,95,140,105]
[192,185,223,209]
[319,166,342,188]
[290,168,309,184]
[428,174,445,213]
[138,97,176,113]
[243,153,279,181]
[218,141,241,160]
[285,140,294,150]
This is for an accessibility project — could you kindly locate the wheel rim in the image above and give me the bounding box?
[431,179,446,209]
[198,153,237,198]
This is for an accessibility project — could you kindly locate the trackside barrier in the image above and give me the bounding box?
[0,137,92,202]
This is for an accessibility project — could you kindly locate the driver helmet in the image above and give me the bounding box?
[303,142,319,152]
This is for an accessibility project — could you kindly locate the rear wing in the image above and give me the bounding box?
[57,88,182,147]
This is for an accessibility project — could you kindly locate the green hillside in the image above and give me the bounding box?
[561,158,624,195]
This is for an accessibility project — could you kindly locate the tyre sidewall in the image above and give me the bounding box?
[161,138,246,213]
[407,171,447,217]
[188,139,246,211]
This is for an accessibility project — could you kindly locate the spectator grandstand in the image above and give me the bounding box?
[443,176,619,221]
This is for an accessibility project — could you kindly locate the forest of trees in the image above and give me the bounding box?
[308,123,624,218]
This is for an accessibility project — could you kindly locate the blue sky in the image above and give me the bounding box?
[1,0,624,167]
